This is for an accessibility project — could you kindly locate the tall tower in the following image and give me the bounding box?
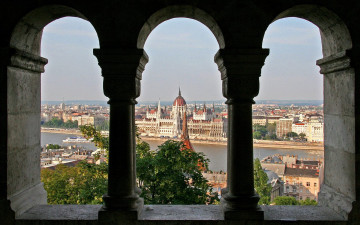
[181,111,193,151]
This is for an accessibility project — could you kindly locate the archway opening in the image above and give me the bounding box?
[136,17,226,204]
[40,17,108,205]
[7,6,107,215]
[256,17,323,205]
[259,5,354,219]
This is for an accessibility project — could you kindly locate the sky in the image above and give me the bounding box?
[41,17,323,102]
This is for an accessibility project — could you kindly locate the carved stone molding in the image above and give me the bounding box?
[93,48,148,100]
[214,48,269,102]
[214,48,269,79]
[6,48,48,73]
[93,48,148,79]
[316,50,352,74]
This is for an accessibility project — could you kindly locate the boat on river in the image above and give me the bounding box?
[63,136,93,143]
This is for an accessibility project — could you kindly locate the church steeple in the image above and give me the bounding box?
[178,87,181,96]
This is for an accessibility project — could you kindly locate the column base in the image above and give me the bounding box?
[8,182,47,216]
[98,196,144,224]
[221,194,264,220]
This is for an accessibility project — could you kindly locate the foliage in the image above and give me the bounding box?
[253,158,271,205]
[253,131,263,140]
[96,120,110,131]
[273,196,299,205]
[42,117,78,129]
[299,132,306,140]
[41,161,108,204]
[136,140,218,204]
[46,144,61,149]
[252,123,277,140]
[299,198,317,205]
[80,125,109,152]
[253,124,267,139]
[286,132,298,138]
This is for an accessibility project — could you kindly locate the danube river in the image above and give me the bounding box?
[41,132,324,172]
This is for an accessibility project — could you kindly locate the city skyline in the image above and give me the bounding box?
[41,17,323,102]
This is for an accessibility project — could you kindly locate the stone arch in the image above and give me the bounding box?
[263,5,354,219]
[10,5,90,55]
[137,5,225,49]
[7,5,99,217]
[270,4,352,57]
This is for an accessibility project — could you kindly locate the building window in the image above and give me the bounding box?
[306,182,310,186]
[314,182,317,187]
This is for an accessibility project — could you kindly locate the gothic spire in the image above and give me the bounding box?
[178,87,181,96]
[181,111,193,151]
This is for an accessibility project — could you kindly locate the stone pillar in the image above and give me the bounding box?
[7,48,48,217]
[0,47,15,224]
[316,50,356,219]
[94,48,148,221]
[215,48,268,220]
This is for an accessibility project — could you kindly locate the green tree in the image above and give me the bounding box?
[80,125,109,152]
[299,132,306,140]
[137,140,218,204]
[299,198,317,205]
[253,124,267,139]
[253,158,271,205]
[253,131,262,139]
[46,144,61,149]
[96,120,110,131]
[273,196,299,205]
[266,123,277,137]
[79,126,217,204]
[41,161,108,204]
[42,118,78,128]
[286,132,298,138]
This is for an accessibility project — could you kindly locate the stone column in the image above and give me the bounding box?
[5,48,48,217]
[215,48,268,220]
[316,50,356,219]
[93,48,148,221]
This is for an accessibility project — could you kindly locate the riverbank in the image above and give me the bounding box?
[41,128,81,135]
[140,137,324,151]
[41,128,324,151]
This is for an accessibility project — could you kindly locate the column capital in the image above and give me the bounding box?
[214,48,269,79]
[1,47,48,73]
[215,48,269,103]
[93,48,148,79]
[93,48,148,100]
[316,50,352,74]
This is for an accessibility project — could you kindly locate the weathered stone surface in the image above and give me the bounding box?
[1,1,360,224]
[7,67,41,114]
[323,71,355,117]
[323,145,355,199]
[318,184,354,219]
[324,114,355,154]
[9,183,46,217]
[16,205,346,224]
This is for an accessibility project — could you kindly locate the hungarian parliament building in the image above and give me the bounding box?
[135,89,227,141]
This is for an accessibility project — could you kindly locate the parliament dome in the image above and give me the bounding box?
[173,88,186,106]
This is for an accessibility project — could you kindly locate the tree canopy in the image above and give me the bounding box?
[137,139,218,204]
[273,196,317,205]
[42,125,218,205]
[253,158,271,205]
[41,161,108,204]
[42,117,78,129]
